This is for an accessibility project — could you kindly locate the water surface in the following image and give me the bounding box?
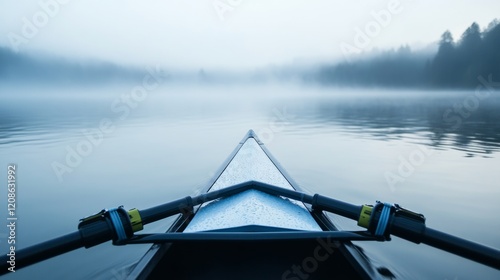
[1,85,499,279]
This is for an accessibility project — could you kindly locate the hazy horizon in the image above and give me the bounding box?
[2,0,500,70]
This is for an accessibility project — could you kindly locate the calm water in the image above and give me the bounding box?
[1,84,499,279]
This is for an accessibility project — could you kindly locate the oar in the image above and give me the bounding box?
[1,181,498,275]
[0,197,191,275]
[254,181,499,269]
[0,183,249,274]
[311,193,500,269]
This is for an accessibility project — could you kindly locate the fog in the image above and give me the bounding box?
[1,0,500,71]
[2,19,499,89]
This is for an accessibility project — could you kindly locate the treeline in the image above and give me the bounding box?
[314,20,500,88]
[0,47,144,85]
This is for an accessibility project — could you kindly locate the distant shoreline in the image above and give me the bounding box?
[1,20,499,90]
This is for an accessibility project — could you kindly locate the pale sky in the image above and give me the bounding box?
[1,0,499,70]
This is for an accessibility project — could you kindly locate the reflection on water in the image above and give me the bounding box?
[0,95,115,147]
[0,86,499,280]
[302,93,500,157]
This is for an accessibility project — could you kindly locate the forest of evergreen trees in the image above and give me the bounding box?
[315,20,500,88]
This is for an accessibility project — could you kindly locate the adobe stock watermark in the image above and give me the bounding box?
[257,107,296,144]
[384,145,434,192]
[212,0,243,21]
[441,75,499,131]
[281,237,340,280]
[51,66,169,182]
[340,0,412,61]
[385,75,499,191]
[7,0,72,52]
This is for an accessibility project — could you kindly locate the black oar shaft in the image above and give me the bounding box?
[310,196,500,269]
[312,194,362,221]
[0,232,82,275]
[422,228,500,269]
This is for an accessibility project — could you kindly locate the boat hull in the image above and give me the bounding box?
[127,130,382,279]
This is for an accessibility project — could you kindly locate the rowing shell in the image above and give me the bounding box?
[127,130,387,279]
